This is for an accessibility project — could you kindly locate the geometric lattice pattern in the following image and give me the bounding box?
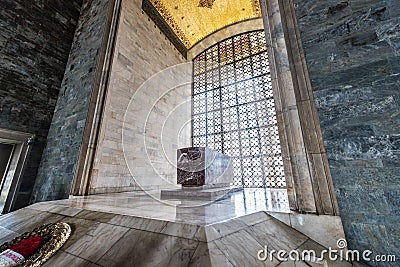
[192,30,286,188]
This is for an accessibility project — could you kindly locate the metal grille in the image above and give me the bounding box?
[192,30,286,188]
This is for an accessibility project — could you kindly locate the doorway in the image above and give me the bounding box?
[0,129,34,214]
[0,143,15,192]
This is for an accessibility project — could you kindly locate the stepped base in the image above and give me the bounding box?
[160,186,243,200]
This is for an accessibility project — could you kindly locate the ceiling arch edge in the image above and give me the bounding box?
[187,17,264,60]
[142,0,262,59]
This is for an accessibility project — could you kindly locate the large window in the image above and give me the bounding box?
[192,30,286,188]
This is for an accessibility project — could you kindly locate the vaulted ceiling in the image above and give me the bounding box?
[146,0,262,49]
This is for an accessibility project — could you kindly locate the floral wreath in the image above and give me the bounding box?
[0,223,71,267]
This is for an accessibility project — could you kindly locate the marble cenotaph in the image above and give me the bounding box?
[161,147,242,200]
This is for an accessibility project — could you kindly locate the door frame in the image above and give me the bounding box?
[0,128,34,213]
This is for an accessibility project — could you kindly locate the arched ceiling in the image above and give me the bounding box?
[147,0,262,49]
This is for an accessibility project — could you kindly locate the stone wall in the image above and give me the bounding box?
[0,0,82,209]
[89,0,191,194]
[31,0,113,202]
[294,0,400,263]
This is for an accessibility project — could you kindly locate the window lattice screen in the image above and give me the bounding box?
[191,30,286,188]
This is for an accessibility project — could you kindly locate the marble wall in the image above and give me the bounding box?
[260,0,340,215]
[0,0,82,209]
[294,0,400,263]
[32,0,113,202]
[89,0,192,194]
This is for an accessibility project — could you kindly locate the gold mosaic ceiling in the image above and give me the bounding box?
[148,0,262,49]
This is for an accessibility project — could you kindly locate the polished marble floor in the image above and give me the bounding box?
[57,188,290,225]
[0,188,357,267]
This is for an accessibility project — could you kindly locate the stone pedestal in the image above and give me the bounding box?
[161,147,242,200]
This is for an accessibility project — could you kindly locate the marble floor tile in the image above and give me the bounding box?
[0,208,42,229]
[42,251,101,267]
[213,229,270,267]
[161,221,202,240]
[109,215,169,233]
[238,211,273,226]
[97,228,198,267]
[267,211,291,226]
[188,241,241,267]
[0,226,19,244]
[188,242,213,267]
[46,205,84,217]
[75,210,117,223]
[60,217,101,250]
[289,213,346,250]
[1,210,65,234]
[193,226,207,242]
[28,203,83,217]
[205,218,249,241]
[26,202,58,212]
[64,222,129,263]
[208,241,240,267]
[245,219,308,252]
